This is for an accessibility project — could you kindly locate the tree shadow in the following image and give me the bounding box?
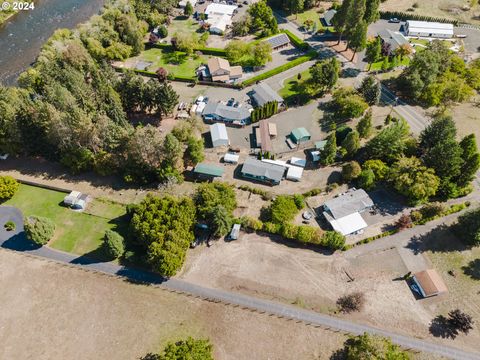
[429,315,458,339]
[462,259,480,280]
[406,224,470,255]
[1,231,41,252]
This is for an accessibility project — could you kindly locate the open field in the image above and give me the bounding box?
[180,231,480,352]
[288,9,323,29]
[4,184,126,256]
[381,0,480,25]
[167,17,201,39]
[451,101,480,150]
[0,248,353,360]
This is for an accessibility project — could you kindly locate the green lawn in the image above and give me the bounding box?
[288,10,322,29]
[139,48,209,78]
[369,56,410,71]
[278,69,312,106]
[168,17,200,37]
[5,184,127,258]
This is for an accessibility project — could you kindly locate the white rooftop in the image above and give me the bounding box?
[286,166,303,181]
[210,123,229,141]
[290,157,306,168]
[406,20,454,30]
[224,153,239,163]
[328,212,367,236]
[205,3,237,16]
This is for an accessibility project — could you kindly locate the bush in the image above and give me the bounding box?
[158,25,168,38]
[280,223,297,239]
[410,210,422,222]
[342,161,361,182]
[295,225,319,243]
[4,221,15,231]
[238,185,272,200]
[293,194,305,210]
[337,292,365,313]
[0,176,19,202]
[240,216,263,231]
[282,29,310,51]
[103,230,125,259]
[263,221,281,234]
[24,216,56,245]
[322,231,346,250]
[302,188,323,197]
[419,202,445,219]
[270,195,299,224]
[395,214,413,230]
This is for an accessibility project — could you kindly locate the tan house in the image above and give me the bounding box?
[207,57,243,83]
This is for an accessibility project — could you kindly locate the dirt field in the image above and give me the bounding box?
[381,0,480,25]
[451,101,480,150]
[179,232,480,353]
[0,248,351,360]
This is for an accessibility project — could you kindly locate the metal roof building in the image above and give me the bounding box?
[405,20,454,38]
[290,127,311,144]
[194,163,225,178]
[413,269,448,297]
[241,158,285,185]
[203,102,251,125]
[263,33,290,50]
[249,83,284,107]
[210,123,229,147]
[322,9,337,27]
[323,189,374,219]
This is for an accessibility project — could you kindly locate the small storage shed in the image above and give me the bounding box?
[291,127,311,144]
[64,191,81,206]
[286,166,303,181]
[229,223,241,240]
[224,152,240,164]
[194,163,225,179]
[290,157,306,168]
[210,123,229,147]
[413,269,448,298]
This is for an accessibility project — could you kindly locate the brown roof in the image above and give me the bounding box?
[230,65,243,78]
[208,57,231,74]
[414,269,448,297]
[259,119,273,153]
[212,74,230,82]
[268,122,277,137]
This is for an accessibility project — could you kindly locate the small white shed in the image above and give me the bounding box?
[64,191,81,206]
[290,157,306,168]
[286,166,303,181]
[224,153,240,164]
[210,123,229,147]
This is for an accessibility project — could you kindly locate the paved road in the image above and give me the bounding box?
[1,206,480,360]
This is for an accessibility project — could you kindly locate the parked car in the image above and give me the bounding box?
[0,154,9,160]
[389,18,401,23]
[227,98,235,106]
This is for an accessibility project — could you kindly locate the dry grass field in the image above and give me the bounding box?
[381,0,480,25]
[0,249,353,360]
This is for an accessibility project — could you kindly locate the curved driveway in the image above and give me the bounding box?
[1,206,479,360]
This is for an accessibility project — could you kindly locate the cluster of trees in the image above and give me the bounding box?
[0,0,188,185]
[308,57,340,95]
[172,31,209,55]
[128,194,196,277]
[194,183,237,238]
[251,101,279,122]
[268,0,322,16]
[225,40,272,67]
[142,337,214,360]
[335,333,411,359]
[330,87,369,120]
[0,176,19,202]
[231,0,278,37]
[332,0,381,59]
[24,216,56,246]
[455,208,480,246]
[365,36,413,71]
[399,41,480,106]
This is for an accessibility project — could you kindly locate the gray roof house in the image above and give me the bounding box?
[263,33,290,51]
[249,83,284,107]
[322,9,337,27]
[202,101,251,126]
[378,29,410,54]
[323,189,374,219]
[241,158,285,185]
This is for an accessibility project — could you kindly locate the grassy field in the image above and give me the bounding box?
[4,184,126,257]
[369,56,410,71]
[168,17,200,37]
[288,9,322,29]
[139,48,209,78]
[278,69,312,105]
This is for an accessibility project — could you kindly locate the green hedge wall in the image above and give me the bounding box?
[379,11,459,26]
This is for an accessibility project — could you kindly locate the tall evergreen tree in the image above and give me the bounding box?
[364,0,380,24]
[342,130,360,157]
[320,132,337,165]
[457,134,480,187]
[348,20,368,60]
[331,0,353,44]
[356,109,373,138]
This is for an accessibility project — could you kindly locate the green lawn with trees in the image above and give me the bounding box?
[4,184,126,256]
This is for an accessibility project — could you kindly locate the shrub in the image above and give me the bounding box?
[24,216,56,245]
[240,216,263,231]
[4,221,15,231]
[419,202,445,219]
[281,223,297,239]
[322,231,346,250]
[270,195,299,224]
[395,214,413,230]
[302,188,323,197]
[410,210,423,222]
[158,25,168,38]
[295,225,318,243]
[282,29,310,51]
[293,194,305,210]
[337,292,365,313]
[0,176,19,202]
[342,161,361,182]
[263,221,281,234]
[103,230,125,259]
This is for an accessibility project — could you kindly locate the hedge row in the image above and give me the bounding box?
[379,11,459,26]
[148,43,228,56]
[237,185,273,200]
[241,52,317,87]
[121,68,197,81]
[281,29,311,51]
[302,188,323,198]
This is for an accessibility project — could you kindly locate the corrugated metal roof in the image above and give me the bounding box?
[291,127,311,142]
[210,123,229,142]
[264,33,290,49]
[203,102,251,121]
[324,189,374,219]
[241,158,285,183]
[250,83,284,107]
[194,163,224,177]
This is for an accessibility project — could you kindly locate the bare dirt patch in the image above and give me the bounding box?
[451,101,480,150]
[179,232,480,352]
[0,249,348,360]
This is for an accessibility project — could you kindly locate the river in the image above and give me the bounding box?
[0,0,105,86]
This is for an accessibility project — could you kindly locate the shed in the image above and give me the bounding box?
[194,163,225,178]
[263,33,290,51]
[290,127,311,144]
[210,123,229,147]
[322,9,337,27]
[229,223,241,240]
[325,211,368,236]
[413,269,448,298]
[405,20,454,38]
[64,191,81,206]
[268,123,277,137]
[257,119,273,153]
[315,140,327,150]
[286,166,303,181]
[290,157,306,168]
[224,152,240,164]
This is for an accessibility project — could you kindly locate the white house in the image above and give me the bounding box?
[405,20,454,38]
[205,3,237,17]
[210,123,229,147]
[179,0,197,7]
[207,14,232,34]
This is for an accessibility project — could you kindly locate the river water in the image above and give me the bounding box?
[0,0,105,86]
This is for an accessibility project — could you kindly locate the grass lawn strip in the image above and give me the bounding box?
[4,184,126,257]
